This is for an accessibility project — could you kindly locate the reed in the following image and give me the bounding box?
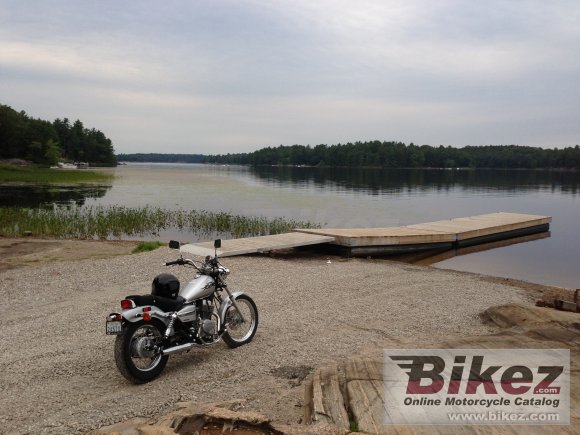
[0,206,320,240]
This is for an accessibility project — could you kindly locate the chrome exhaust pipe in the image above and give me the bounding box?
[162,342,198,355]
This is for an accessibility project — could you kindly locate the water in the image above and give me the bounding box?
[2,163,579,288]
[0,183,109,207]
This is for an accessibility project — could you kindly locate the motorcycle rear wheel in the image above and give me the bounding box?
[223,294,258,348]
[114,320,168,384]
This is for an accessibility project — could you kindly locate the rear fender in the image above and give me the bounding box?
[121,306,170,325]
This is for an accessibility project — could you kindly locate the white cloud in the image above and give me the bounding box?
[0,0,578,152]
[0,41,144,83]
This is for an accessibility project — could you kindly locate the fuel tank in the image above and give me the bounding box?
[179,275,215,302]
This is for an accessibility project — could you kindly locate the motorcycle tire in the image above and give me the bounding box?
[223,293,259,348]
[114,320,169,384]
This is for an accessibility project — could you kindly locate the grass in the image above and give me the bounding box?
[0,205,321,240]
[350,420,359,432]
[132,241,164,253]
[0,163,112,183]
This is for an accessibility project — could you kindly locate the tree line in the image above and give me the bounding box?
[117,153,205,163]
[203,141,580,169]
[0,103,116,166]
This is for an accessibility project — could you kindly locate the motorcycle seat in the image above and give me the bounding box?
[125,294,186,313]
[126,294,155,306]
[154,295,186,312]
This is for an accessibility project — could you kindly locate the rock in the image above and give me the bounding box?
[302,303,580,434]
[97,401,282,434]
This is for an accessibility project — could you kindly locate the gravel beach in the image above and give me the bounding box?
[0,245,534,434]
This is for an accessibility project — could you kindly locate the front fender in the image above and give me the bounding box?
[218,291,245,328]
[121,306,169,325]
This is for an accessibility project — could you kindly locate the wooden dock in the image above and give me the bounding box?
[180,232,335,257]
[296,212,551,256]
[181,212,551,257]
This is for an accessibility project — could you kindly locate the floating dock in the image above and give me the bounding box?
[181,232,335,257]
[181,212,551,258]
[296,212,551,256]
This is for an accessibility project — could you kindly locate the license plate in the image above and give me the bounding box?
[106,320,122,335]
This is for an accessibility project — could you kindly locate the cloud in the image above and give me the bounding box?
[0,41,144,84]
[0,0,578,152]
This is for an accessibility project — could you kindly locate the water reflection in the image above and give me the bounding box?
[0,184,111,208]
[250,167,580,196]
[393,231,551,265]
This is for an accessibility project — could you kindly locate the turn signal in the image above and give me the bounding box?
[143,312,151,321]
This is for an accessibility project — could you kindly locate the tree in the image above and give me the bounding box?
[0,103,116,166]
[44,139,62,165]
[204,141,580,170]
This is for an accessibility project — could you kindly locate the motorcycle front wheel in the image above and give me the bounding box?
[114,320,168,384]
[223,294,258,348]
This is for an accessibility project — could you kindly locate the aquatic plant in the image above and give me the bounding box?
[0,205,320,240]
[132,241,164,253]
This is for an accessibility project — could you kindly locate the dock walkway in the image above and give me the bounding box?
[297,212,551,255]
[181,232,335,257]
[181,212,551,258]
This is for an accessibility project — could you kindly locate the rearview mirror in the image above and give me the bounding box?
[214,239,221,249]
[169,240,180,250]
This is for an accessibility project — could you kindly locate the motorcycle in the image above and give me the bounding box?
[105,239,258,383]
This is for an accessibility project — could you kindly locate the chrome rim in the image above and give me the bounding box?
[129,324,163,371]
[226,299,256,342]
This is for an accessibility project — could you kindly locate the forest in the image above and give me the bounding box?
[203,141,580,169]
[0,103,116,166]
[117,153,205,163]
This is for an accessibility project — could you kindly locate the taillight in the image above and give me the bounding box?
[121,299,134,310]
[143,306,151,312]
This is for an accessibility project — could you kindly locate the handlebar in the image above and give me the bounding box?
[164,257,208,269]
[164,259,184,266]
[164,256,225,277]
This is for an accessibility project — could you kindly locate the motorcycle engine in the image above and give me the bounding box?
[197,299,218,342]
[201,319,216,336]
[201,300,212,319]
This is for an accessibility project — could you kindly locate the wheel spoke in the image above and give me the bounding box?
[129,324,163,371]
[226,299,256,342]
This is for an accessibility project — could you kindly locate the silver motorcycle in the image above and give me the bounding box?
[105,239,258,383]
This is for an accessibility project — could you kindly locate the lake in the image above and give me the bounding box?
[2,163,580,288]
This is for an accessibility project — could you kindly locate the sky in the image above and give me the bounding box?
[0,0,579,154]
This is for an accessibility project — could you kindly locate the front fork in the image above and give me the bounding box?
[221,283,246,323]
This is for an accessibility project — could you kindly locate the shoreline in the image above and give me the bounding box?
[0,237,137,273]
[0,236,570,295]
